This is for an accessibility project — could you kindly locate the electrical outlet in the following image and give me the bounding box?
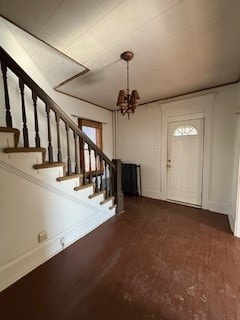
[38,230,47,243]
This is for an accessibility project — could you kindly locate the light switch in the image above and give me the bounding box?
[38,230,47,243]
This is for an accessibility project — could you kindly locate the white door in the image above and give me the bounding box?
[167,119,204,206]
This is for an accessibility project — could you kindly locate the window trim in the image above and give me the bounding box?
[78,118,103,175]
[78,118,103,150]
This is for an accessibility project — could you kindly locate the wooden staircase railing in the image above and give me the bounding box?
[0,46,124,213]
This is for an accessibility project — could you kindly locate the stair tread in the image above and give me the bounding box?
[89,190,106,199]
[74,183,95,191]
[57,173,83,182]
[0,127,20,134]
[109,204,117,210]
[33,162,66,170]
[4,147,46,153]
[100,196,115,205]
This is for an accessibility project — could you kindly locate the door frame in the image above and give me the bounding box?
[167,118,205,207]
[160,93,216,210]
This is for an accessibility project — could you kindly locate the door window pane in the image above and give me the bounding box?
[173,125,198,137]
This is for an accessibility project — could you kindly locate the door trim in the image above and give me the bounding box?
[160,93,215,210]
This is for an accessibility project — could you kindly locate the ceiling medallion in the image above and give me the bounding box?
[116,51,140,119]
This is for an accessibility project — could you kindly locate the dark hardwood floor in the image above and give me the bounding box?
[1,196,240,320]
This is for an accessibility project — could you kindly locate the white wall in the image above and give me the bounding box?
[0,18,113,159]
[117,84,239,229]
[232,83,240,236]
[209,85,237,208]
[116,104,162,199]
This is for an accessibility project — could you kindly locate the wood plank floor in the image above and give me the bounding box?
[1,196,240,320]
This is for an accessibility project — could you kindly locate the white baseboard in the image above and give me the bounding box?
[142,188,162,200]
[207,201,230,215]
[228,213,235,233]
[141,193,232,219]
[0,210,114,292]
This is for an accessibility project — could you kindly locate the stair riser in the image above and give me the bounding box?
[0,152,42,173]
[57,178,81,194]
[89,193,105,204]
[0,132,16,149]
[74,186,95,199]
[0,151,65,187]
[100,200,114,209]
[34,167,67,186]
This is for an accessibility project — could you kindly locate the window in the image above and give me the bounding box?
[78,119,103,173]
[173,125,198,137]
[79,119,103,150]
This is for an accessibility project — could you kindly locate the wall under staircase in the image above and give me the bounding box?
[0,128,117,292]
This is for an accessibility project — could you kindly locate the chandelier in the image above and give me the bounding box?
[117,51,140,118]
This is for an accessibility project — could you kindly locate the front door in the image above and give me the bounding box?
[167,119,204,206]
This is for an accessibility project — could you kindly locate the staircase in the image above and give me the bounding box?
[0,46,123,213]
[0,127,117,212]
[0,46,123,291]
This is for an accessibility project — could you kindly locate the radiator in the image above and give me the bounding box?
[122,163,141,196]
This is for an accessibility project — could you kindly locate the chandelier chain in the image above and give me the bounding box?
[127,60,129,95]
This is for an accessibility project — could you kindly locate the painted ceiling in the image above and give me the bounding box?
[1,0,240,109]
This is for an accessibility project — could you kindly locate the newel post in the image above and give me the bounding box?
[112,159,124,214]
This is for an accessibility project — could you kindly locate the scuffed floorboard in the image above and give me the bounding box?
[0,196,240,320]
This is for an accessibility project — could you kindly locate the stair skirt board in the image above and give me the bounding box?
[0,160,115,214]
[0,210,114,292]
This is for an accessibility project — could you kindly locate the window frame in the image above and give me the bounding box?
[78,118,103,150]
[78,118,103,175]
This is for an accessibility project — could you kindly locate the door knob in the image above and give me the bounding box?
[166,164,171,168]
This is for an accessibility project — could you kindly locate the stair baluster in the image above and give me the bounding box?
[45,103,53,163]
[19,79,29,147]
[94,150,98,192]
[104,161,108,198]
[32,91,41,148]
[82,138,86,184]
[109,165,113,197]
[88,145,92,184]
[100,155,103,191]
[74,131,79,174]
[1,61,12,128]
[65,123,71,174]
[55,113,62,162]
